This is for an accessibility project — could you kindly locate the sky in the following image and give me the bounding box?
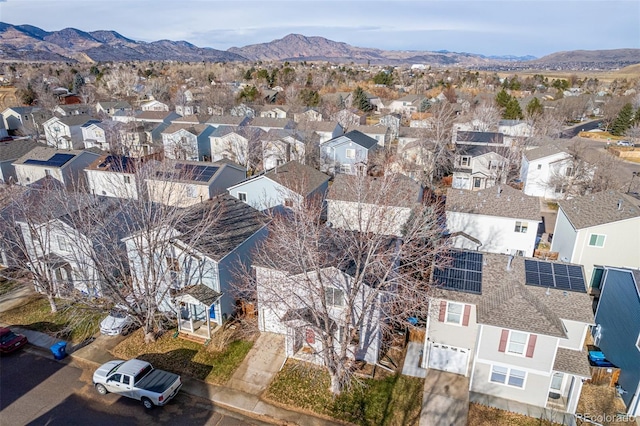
[1,0,638,58]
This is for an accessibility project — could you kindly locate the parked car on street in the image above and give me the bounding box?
[99,308,135,336]
[617,140,633,147]
[93,359,182,409]
[0,327,28,354]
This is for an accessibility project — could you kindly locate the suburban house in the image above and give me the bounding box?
[354,125,390,147]
[81,120,121,151]
[146,160,246,207]
[378,114,401,140]
[140,100,169,112]
[2,106,49,135]
[326,173,422,236]
[118,121,167,158]
[292,108,323,123]
[172,114,212,125]
[206,115,250,129]
[13,146,101,189]
[259,105,290,119]
[85,155,140,200]
[297,121,343,144]
[228,161,330,212]
[261,129,306,170]
[452,145,510,191]
[247,117,295,132]
[124,194,268,338]
[332,108,366,130]
[209,126,266,168]
[445,186,542,256]
[53,104,93,117]
[388,94,427,115]
[454,130,505,146]
[0,139,46,184]
[551,190,640,283]
[591,266,640,417]
[498,120,533,138]
[424,250,594,423]
[161,123,214,161]
[96,101,132,117]
[114,110,179,125]
[520,144,584,200]
[255,264,381,366]
[42,116,100,150]
[320,130,380,175]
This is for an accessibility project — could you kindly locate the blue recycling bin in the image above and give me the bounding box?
[50,341,67,360]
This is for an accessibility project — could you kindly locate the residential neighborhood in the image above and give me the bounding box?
[0,40,639,426]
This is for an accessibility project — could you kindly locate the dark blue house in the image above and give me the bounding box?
[593,266,640,416]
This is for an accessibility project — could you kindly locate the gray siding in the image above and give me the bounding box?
[594,269,640,410]
[229,177,286,211]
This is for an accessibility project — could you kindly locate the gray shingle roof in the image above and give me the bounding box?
[177,284,221,306]
[328,173,422,208]
[265,161,330,196]
[456,131,504,144]
[175,193,267,261]
[523,144,567,162]
[341,130,378,149]
[430,253,594,337]
[13,146,85,166]
[558,190,640,230]
[445,186,541,221]
[0,139,47,162]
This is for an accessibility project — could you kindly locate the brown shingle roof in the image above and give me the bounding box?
[446,186,541,221]
[558,190,640,229]
[264,161,330,196]
[162,123,209,135]
[327,174,422,208]
[430,253,594,336]
[553,347,592,377]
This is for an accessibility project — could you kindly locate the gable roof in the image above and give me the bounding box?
[558,190,640,230]
[355,125,388,135]
[162,123,209,136]
[172,114,212,125]
[0,139,47,162]
[174,193,267,261]
[148,160,232,185]
[523,144,569,162]
[456,144,508,158]
[85,155,138,174]
[264,161,330,196]
[431,252,594,337]
[445,186,541,221]
[57,116,99,127]
[206,115,248,126]
[13,146,88,167]
[328,173,422,208]
[456,131,504,144]
[247,117,294,128]
[331,130,378,150]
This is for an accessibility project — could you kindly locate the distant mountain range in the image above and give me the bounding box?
[1,23,638,69]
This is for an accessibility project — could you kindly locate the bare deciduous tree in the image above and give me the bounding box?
[240,171,449,394]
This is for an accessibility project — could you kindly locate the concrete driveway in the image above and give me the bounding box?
[226,332,285,395]
[420,369,469,426]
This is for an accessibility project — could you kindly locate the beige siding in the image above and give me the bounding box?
[471,361,551,407]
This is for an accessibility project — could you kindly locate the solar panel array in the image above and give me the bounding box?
[433,251,483,294]
[524,259,586,293]
[24,153,75,167]
[177,164,219,182]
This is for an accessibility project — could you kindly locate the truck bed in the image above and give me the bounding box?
[136,369,180,394]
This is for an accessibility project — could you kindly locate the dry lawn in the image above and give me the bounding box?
[468,403,562,426]
[576,382,632,426]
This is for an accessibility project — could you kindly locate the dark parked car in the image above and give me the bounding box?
[0,327,28,354]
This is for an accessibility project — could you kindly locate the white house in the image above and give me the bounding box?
[388,94,427,115]
[320,130,380,175]
[297,121,343,144]
[259,105,290,119]
[13,146,101,189]
[424,251,594,423]
[140,100,169,112]
[452,146,510,191]
[96,101,132,117]
[520,144,577,199]
[445,186,541,256]
[228,161,329,212]
[0,139,46,184]
[43,116,100,150]
[326,173,422,237]
[209,126,265,168]
[85,155,140,200]
[161,123,214,161]
[256,265,381,366]
[551,190,640,283]
[261,129,306,170]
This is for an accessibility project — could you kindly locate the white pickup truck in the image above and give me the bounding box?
[93,359,182,409]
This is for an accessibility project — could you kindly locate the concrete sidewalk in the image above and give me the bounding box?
[2,321,339,425]
[420,369,469,426]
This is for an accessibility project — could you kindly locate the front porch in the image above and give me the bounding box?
[174,284,222,343]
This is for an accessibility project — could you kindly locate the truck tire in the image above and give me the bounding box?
[141,397,154,409]
[95,384,108,395]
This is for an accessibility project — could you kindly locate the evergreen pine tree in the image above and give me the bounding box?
[504,98,524,120]
[495,89,511,108]
[634,107,640,125]
[353,87,373,112]
[611,103,634,136]
[526,97,543,117]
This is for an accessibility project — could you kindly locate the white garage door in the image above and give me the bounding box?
[427,343,469,376]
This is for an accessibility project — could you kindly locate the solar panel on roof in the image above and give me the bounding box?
[177,164,219,182]
[24,153,75,167]
[433,251,483,294]
[523,259,586,293]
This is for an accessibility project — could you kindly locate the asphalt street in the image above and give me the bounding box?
[0,350,271,425]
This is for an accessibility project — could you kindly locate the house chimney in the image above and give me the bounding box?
[618,199,623,210]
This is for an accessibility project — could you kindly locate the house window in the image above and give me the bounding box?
[340,164,352,174]
[490,365,526,388]
[238,192,247,202]
[123,176,131,184]
[588,234,605,248]
[57,236,70,252]
[473,177,482,188]
[554,184,567,194]
[507,331,528,355]
[187,186,197,198]
[460,156,471,167]
[514,221,528,233]
[565,167,575,177]
[445,302,464,325]
[550,372,563,392]
[345,148,356,159]
[537,164,542,170]
[325,287,344,307]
